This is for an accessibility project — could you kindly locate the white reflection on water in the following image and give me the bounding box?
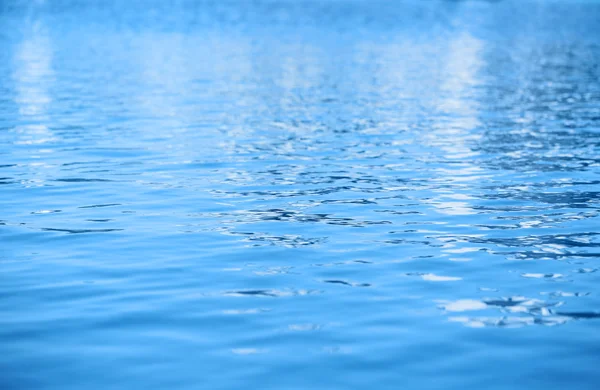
[428,33,486,216]
[12,20,55,146]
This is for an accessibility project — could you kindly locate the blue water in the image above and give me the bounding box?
[1,0,600,389]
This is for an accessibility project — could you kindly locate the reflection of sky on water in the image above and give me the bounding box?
[12,21,54,146]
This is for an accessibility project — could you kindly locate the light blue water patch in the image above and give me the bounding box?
[1,0,600,389]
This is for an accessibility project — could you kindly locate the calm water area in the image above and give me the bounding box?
[1,0,600,389]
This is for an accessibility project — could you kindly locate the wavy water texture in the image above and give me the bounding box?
[1,0,600,389]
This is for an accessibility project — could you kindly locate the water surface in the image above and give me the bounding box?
[1,0,600,389]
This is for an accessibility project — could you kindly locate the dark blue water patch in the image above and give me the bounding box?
[78,204,122,209]
[40,228,124,234]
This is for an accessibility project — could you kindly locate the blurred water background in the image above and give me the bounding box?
[1,0,600,389]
